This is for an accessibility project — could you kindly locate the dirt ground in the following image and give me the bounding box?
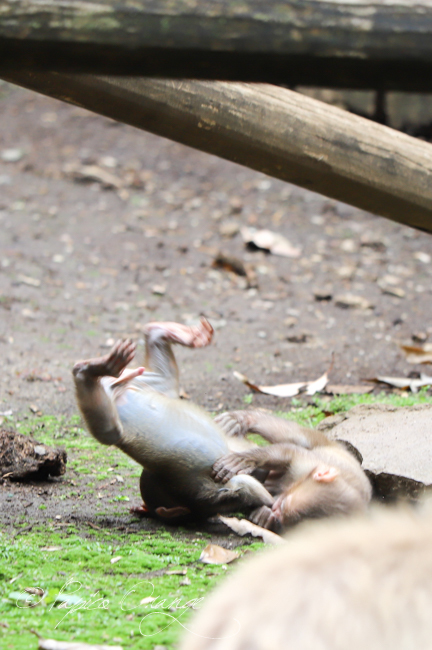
[2,81,432,534]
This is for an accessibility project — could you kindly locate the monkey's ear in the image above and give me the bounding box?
[312,466,338,483]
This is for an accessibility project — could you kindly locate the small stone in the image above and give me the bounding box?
[17,275,41,287]
[412,332,428,344]
[340,239,357,253]
[287,333,311,344]
[251,300,274,311]
[414,251,431,264]
[219,220,240,238]
[335,294,372,310]
[229,197,243,214]
[21,309,37,319]
[336,266,356,280]
[99,155,118,168]
[152,285,166,296]
[1,148,24,162]
[314,287,333,301]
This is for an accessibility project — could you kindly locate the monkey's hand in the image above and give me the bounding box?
[214,411,251,438]
[73,339,136,379]
[250,505,282,532]
[212,453,258,483]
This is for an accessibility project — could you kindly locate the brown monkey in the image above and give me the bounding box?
[212,410,371,530]
[180,504,432,650]
[72,320,273,521]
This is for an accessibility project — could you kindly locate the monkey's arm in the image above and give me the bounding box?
[212,443,303,484]
[215,409,332,448]
[73,339,143,446]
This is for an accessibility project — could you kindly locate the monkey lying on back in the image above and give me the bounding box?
[212,409,372,530]
[180,505,432,650]
[73,318,370,525]
[73,319,273,521]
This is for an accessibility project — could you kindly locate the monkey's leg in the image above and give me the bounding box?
[72,340,143,445]
[204,474,274,514]
[139,469,192,520]
[215,409,330,448]
[140,318,214,398]
[139,470,273,520]
[212,443,303,484]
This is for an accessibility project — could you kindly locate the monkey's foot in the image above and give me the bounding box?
[144,318,214,348]
[250,505,281,532]
[212,453,258,483]
[155,506,191,519]
[73,339,136,379]
[130,503,151,517]
[214,411,251,438]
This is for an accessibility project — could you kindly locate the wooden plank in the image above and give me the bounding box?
[2,1,432,90]
[2,69,432,233]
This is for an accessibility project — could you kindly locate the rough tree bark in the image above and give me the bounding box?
[2,0,432,89]
[1,69,432,232]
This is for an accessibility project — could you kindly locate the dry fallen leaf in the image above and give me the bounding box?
[234,371,306,397]
[400,343,432,364]
[241,227,301,258]
[17,274,41,288]
[369,374,432,392]
[326,384,373,395]
[199,543,239,565]
[305,370,329,396]
[378,282,405,298]
[25,588,45,597]
[212,252,247,277]
[218,516,284,545]
[233,369,329,398]
[64,163,124,190]
[335,294,372,310]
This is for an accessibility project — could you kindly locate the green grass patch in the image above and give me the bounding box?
[0,529,257,649]
[3,391,432,647]
[275,388,432,428]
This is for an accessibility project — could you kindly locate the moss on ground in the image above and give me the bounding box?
[2,389,432,648]
[0,527,262,649]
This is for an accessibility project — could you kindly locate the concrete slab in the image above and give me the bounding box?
[317,403,432,498]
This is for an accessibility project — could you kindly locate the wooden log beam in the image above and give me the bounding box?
[2,1,432,90]
[2,69,432,233]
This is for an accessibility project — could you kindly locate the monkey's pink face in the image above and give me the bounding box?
[272,464,360,527]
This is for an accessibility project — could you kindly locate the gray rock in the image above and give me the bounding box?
[318,403,432,498]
